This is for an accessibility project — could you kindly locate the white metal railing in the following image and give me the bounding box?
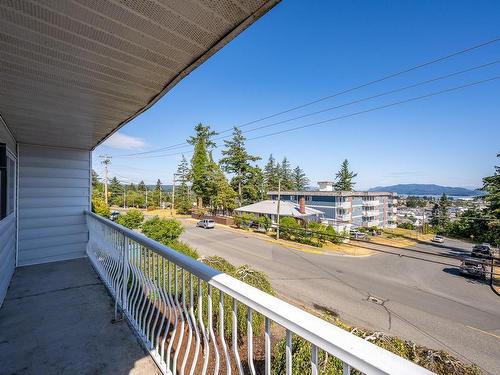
[336,201,351,209]
[362,200,379,207]
[362,210,380,218]
[85,211,432,375]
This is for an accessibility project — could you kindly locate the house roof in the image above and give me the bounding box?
[235,200,323,218]
[0,0,279,150]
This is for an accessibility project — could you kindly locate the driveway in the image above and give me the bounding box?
[180,221,500,375]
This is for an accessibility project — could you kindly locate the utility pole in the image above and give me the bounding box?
[99,155,112,205]
[276,178,281,240]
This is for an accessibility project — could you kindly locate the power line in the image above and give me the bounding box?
[114,37,500,158]
[246,75,500,141]
[127,75,500,159]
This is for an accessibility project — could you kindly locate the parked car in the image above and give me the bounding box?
[431,235,444,243]
[197,219,215,229]
[471,244,493,259]
[350,230,367,240]
[459,257,487,280]
[110,211,120,221]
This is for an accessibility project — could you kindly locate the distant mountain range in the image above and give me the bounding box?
[368,184,483,196]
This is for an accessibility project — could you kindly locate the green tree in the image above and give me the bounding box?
[141,217,184,245]
[175,154,192,214]
[264,154,279,191]
[431,193,450,228]
[211,160,238,214]
[334,159,357,191]
[219,127,261,205]
[242,165,265,203]
[91,170,104,200]
[108,177,123,207]
[277,157,293,190]
[292,166,309,190]
[91,197,110,218]
[482,154,500,223]
[150,179,163,208]
[187,123,216,208]
[116,209,144,229]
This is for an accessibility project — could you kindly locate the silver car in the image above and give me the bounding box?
[197,219,215,229]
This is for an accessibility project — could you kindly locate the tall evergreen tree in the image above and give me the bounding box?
[264,154,279,191]
[210,159,238,215]
[292,166,309,190]
[278,157,293,190]
[151,179,163,207]
[219,127,261,205]
[334,159,357,191]
[108,177,123,206]
[175,155,192,214]
[187,123,216,207]
[482,153,500,222]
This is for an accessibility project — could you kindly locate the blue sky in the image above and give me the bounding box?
[94,0,500,190]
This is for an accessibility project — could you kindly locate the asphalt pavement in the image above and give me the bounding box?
[180,221,500,375]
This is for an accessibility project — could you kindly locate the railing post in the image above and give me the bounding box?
[122,235,129,315]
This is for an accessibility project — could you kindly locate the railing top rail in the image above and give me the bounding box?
[85,210,433,375]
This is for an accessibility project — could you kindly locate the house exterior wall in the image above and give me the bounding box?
[0,118,16,308]
[17,145,90,266]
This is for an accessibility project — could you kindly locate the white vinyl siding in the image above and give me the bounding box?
[0,207,15,308]
[0,119,16,308]
[18,145,90,266]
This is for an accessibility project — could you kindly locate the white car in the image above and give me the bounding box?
[197,219,215,229]
[432,235,444,243]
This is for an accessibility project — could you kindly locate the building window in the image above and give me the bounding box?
[0,144,16,220]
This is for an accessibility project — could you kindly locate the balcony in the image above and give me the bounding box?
[363,210,380,217]
[337,213,351,222]
[336,201,351,209]
[0,211,432,374]
[362,200,380,207]
[0,2,432,373]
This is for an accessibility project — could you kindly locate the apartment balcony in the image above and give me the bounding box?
[336,201,351,209]
[362,200,380,207]
[337,213,351,222]
[363,220,380,227]
[363,210,380,217]
[0,2,432,373]
[0,212,431,374]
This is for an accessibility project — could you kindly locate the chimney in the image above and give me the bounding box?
[299,196,306,214]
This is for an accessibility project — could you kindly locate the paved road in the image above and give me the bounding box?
[180,221,500,375]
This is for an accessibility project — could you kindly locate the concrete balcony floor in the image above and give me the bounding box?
[0,258,159,375]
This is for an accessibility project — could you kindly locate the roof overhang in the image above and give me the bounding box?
[0,0,280,150]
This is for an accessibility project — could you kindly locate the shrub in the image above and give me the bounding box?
[279,217,301,240]
[256,215,272,231]
[199,256,274,342]
[141,216,184,245]
[272,335,344,375]
[398,222,415,230]
[91,197,111,218]
[116,209,144,229]
[168,240,199,259]
[234,212,257,228]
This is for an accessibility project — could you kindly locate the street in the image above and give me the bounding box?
[180,221,500,375]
